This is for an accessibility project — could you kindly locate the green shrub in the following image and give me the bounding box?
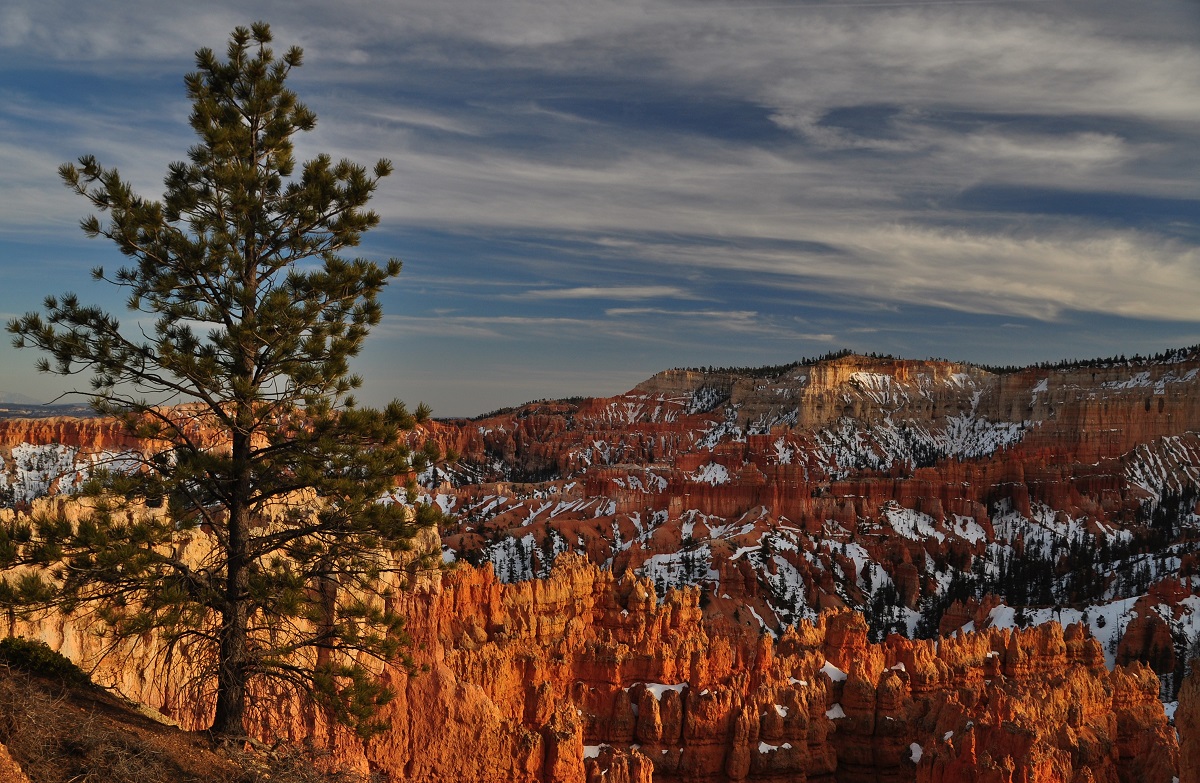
[0,636,90,685]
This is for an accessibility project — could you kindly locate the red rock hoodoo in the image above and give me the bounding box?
[5,351,1200,780]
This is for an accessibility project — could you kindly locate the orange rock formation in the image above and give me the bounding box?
[5,353,1200,780]
[166,554,1173,782]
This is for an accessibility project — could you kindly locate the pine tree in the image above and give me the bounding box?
[1,23,438,739]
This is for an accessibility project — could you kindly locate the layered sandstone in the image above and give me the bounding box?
[0,519,1187,782]
[317,556,1179,781]
[46,550,1165,782]
[1179,663,1200,783]
[414,354,1200,661]
[4,353,1200,780]
[0,416,129,453]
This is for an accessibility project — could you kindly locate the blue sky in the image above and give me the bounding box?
[1,0,1198,416]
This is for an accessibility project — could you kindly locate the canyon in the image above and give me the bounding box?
[322,554,1183,783]
[2,349,1200,780]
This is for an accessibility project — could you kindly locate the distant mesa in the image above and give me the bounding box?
[0,392,42,405]
[0,393,95,420]
[3,346,1200,780]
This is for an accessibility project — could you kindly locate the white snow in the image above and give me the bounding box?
[812,411,1030,480]
[638,543,718,592]
[1103,371,1152,390]
[689,463,730,485]
[1125,436,1200,499]
[746,604,772,633]
[643,683,687,700]
[986,595,1142,669]
[821,661,848,682]
[688,386,726,413]
[825,703,846,719]
[951,515,988,545]
[941,413,1024,459]
[885,505,945,543]
[850,372,905,406]
[8,443,81,503]
[758,741,792,753]
[910,742,923,763]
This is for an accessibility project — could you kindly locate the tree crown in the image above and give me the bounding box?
[3,22,438,740]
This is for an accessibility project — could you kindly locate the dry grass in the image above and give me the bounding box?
[0,668,185,783]
[0,664,379,783]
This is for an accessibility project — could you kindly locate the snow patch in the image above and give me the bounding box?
[821,661,848,683]
[758,741,792,753]
[643,683,687,700]
[689,463,730,486]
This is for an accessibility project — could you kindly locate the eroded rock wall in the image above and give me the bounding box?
[2,528,1184,783]
[369,555,1177,782]
[182,553,1180,782]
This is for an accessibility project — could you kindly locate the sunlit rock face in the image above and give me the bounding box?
[352,557,1177,783]
[12,549,1183,782]
[420,354,1200,660]
[6,349,1200,779]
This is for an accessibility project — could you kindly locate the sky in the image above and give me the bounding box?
[1,0,1198,417]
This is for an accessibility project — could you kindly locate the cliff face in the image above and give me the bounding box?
[275,554,1180,782]
[424,355,1200,485]
[0,743,30,783]
[413,355,1200,675]
[7,355,1200,667]
[1179,663,1200,783]
[5,352,1200,780]
[19,550,1179,783]
[0,417,130,452]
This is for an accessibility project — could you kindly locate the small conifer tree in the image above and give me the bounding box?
[1,22,438,739]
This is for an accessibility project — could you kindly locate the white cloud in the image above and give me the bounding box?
[377,313,620,340]
[1,0,1197,405]
[365,107,481,136]
[715,224,1200,322]
[518,286,693,300]
[605,307,758,319]
[0,8,33,47]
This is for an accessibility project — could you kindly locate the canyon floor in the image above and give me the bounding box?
[0,654,357,783]
[4,350,1200,781]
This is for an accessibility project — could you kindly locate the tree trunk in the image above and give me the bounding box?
[211,430,254,737]
[211,587,249,736]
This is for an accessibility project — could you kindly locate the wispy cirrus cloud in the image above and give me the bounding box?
[605,307,758,319]
[0,0,1197,414]
[516,285,696,300]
